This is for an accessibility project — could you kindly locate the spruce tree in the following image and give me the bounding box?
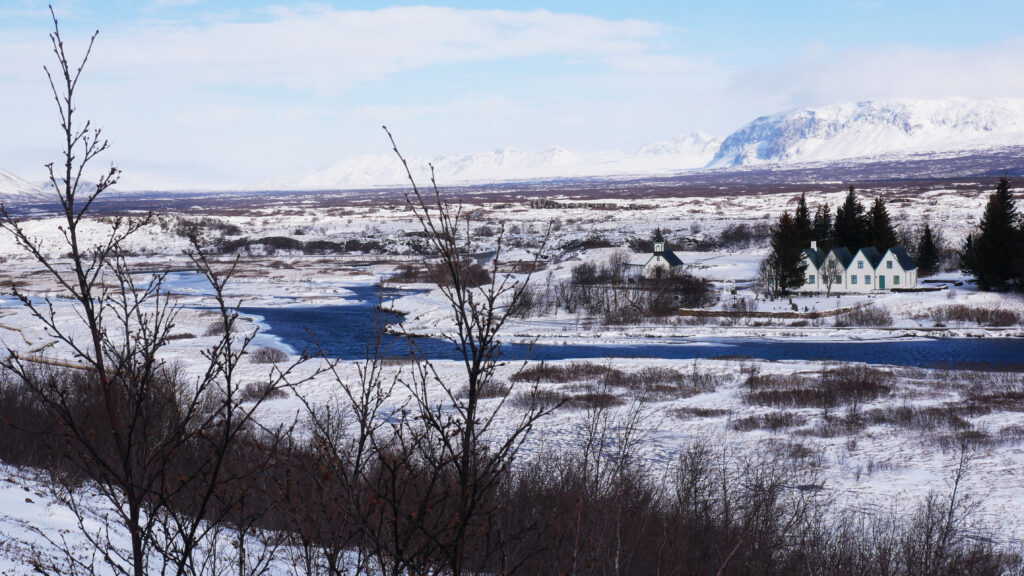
[768,211,807,293]
[794,192,812,244]
[960,176,1018,290]
[833,186,866,251]
[867,196,898,253]
[812,202,832,252]
[916,223,940,277]
[960,233,976,276]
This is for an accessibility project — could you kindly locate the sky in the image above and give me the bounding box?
[2,0,1024,190]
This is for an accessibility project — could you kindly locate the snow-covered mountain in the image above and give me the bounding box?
[296,99,1024,190]
[0,167,49,206]
[710,98,1024,168]
[292,132,721,189]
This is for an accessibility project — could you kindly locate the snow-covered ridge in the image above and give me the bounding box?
[296,98,1024,189]
[710,98,1024,168]
[290,132,722,190]
[0,167,49,205]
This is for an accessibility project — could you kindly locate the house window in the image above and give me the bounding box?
[808,275,815,284]
[836,275,843,284]
[893,276,900,285]
[857,261,864,269]
[887,261,893,269]
[852,275,858,284]
[865,275,871,284]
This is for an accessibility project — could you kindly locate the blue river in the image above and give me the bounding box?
[239,284,1024,371]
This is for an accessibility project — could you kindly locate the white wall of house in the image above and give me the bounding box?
[644,257,674,279]
[820,252,849,293]
[847,252,878,292]
[800,257,821,292]
[877,251,916,290]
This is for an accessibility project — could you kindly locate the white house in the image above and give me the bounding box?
[801,241,825,291]
[877,246,918,290]
[799,242,916,292]
[644,242,685,279]
[846,247,882,292]
[801,244,854,293]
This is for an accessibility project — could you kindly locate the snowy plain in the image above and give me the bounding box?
[2,173,1024,571]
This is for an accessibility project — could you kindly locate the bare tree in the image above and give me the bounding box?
[0,12,306,576]
[757,255,782,300]
[374,126,555,575]
[822,256,841,296]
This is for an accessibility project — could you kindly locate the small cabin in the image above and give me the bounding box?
[644,242,684,279]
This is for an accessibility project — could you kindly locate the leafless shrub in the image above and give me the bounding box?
[509,388,622,411]
[865,405,972,432]
[731,411,808,432]
[391,259,493,287]
[801,407,867,438]
[743,365,892,408]
[834,304,894,327]
[456,379,511,399]
[996,424,1024,446]
[250,346,289,364]
[670,406,731,419]
[239,380,289,402]
[934,429,995,451]
[204,320,229,336]
[509,388,569,410]
[928,304,1022,327]
[511,361,619,383]
[603,366,690,399]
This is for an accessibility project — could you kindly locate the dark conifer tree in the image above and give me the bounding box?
[833,186,866,251]
[867,196,898,253]
[794,192,812,244]
[960,176,1019,290]
[812,202,832,252]
[916,223,940,277]
[769,211,807,293]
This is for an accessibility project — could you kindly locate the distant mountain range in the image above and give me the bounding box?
[293,98,1024,189]
[709,98,1024,168]
[0,168,48,206]
[4,98,1024,199]
[291,132,722,190]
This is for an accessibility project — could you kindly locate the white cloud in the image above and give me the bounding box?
[3,5,1024,190]
[731,39,1024,114]
[79,6,668,94]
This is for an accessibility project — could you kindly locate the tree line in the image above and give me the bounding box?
[762,186,909,296]
[960,175,1024,291]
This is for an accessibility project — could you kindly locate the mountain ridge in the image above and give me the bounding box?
[710,98,1024,168]
[292,98,1024,189]
[0,168,48,206]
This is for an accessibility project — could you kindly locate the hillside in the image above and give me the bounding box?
[0,168,48,206]
[710,98,1024,168]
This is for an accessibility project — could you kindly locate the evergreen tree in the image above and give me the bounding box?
[916,223,940,277]
[794,192,812,244]
[960,176,1019,290]
[833,186,867,251]
[768,211,807,294]
[867,196,898,253]
[960,233,977,279]
[812,202,832,251]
